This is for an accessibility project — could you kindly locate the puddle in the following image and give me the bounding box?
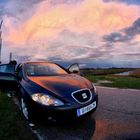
[95,80,113,86]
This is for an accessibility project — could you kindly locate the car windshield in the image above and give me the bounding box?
[25,63,68,76]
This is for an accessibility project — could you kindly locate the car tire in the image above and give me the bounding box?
[20,97,31,121]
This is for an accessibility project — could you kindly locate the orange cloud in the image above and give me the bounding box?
[134,35,140,42]
[3,0,140,45]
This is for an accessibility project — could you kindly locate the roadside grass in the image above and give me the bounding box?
[81,68,134,75]
[85,75,106,83]
[0,91,35,140]
[85,75,140,89]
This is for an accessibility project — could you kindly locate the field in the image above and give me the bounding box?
[82,68,140,89]
[0,92,34,140]
[81,68,135,75]
[129,69,140,78]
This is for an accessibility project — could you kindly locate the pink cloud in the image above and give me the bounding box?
[1,0,140,66]
[3,0,140,44]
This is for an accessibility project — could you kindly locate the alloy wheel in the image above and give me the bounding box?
[21,98,29,120]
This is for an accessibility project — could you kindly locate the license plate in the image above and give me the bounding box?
[77,101,96,117]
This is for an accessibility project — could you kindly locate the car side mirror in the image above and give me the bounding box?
[68,63,80,75]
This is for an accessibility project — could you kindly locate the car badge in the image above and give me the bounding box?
[82,93,87,99]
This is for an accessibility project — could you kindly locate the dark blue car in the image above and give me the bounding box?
[0,61,98,122]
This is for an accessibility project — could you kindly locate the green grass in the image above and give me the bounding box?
[85,75,107,83]
[81,68,133,75]
[85,75,140,89]
[0,92,35,140]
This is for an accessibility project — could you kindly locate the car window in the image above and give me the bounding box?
[25,63,68,76]
[0,64,15,74]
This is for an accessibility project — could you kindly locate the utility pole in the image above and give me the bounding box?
[9,52,12,62]
[0,20,3,64]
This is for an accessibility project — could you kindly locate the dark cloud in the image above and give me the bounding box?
[122,52,140,57]
[103,18,140,43]
[14,55,31,62]
[0,0,83,18]
[49,0,84,5]
[0,0,45,18]
[27,0,45,4]
[0,9,18,19]
[71,46,113,62]
[123,18,140,36]
[103,0,140,5]
[103,32,132,43]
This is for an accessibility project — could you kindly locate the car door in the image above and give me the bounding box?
[0,63,17,89]
[16,65,27,96]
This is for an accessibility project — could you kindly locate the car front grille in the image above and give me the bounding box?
[72,89,92,104]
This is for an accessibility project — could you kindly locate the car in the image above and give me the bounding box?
[0,61,98,122]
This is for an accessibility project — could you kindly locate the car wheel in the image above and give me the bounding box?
[20,98,30,120]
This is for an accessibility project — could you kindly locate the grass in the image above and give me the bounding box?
[85,75,140,89]
[0,91,35,140]
[83,68,140,89]
[85,75,106,83]
[81,68,133,75]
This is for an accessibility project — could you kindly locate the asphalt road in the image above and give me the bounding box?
[27,87,140,140]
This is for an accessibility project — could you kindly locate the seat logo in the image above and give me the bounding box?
[82,93,87,99]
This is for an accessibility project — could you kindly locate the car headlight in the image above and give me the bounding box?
[31,93,64,106]
[92,83,97,93]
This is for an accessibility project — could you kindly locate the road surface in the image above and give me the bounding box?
[25,87,140,140]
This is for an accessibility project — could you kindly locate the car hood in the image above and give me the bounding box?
[28,74,92,97]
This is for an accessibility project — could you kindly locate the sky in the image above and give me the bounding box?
[0,0,140,68]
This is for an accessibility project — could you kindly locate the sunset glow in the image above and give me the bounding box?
[0,0,140,67]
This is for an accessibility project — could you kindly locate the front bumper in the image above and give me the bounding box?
[28,94,98,121]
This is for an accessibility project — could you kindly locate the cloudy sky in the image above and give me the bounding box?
[0,0,140,68]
